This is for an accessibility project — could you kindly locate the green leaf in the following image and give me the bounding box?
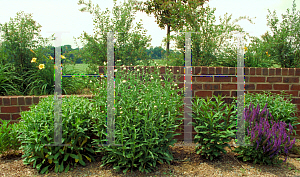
[59,161,64,172]
[65,164,70,173]
[63,153,70,161]
[40,165,50,174]
[79,159,86,166]
[70,153,79,160]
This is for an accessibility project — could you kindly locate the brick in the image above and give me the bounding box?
[216,67,222,75]
[283,77,299,83]
[201,67,208,75]
[11,98,18,105]
[25,97,32,105]
[208,67,214,75]
[276,68,282,75]
[203,84,220,90]
[273,84,290,90]
[223,67,229,75]
[1,106,20,113]
[296,68,300,76]
[194,91,212,98]
[222,84,237,90]
[18,97,25,105]
[229,68,236,75]
[291,85,300,91]
[250,68,255,75]
[256,68,262,75]
[256,84,272,90]
[262,68,268,75]
[195,76,213,82]
[214,91,230,97]
[282,68,289,76]
[267,77,282,83]
[245,84,255,90]
[0,114,11,120]
[12,114,21,120]
[249,77,265,82]
[214,76,231,82]
[288,68,295,76]
[3,98,10,106]
[269,68,275,76]
[33,96,40,104]
[21,106,31,112]
[0,97,2,106]
[192,84,202,90]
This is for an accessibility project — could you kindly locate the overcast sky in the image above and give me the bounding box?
[0,0,299,50]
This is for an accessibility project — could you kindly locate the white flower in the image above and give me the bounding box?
[120,111,123,114]
[90,80,92,83]
[103,62,106,65]
[114,69,117,72]
[137,69,140,72]
[154,105,157,108]
[123,67,126,70]
[174,83,177,86]
[122,80,126,83]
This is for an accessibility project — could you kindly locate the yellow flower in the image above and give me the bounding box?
[31,58,37,63]
[38,64,45,70]
[30,49,35,54]
[268,54,270,57]
[49,56,54,60]
[61,55,66,59]
[244,47,248,51]
[266,51,268,55]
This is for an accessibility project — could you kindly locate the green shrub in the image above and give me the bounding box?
[232,102,295,165]
[232,90,299,136]
[187,94,237,161]
[89,65,185,174]
[17,95,97,174]
[0,119,23,155]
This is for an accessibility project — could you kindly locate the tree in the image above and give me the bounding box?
[76,0,152,72]
[133,0,209,62]
[161,3,256,67]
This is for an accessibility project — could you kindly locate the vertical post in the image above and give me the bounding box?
[236,31,250,146]
[46,31,70,147]
[184,32,193,144]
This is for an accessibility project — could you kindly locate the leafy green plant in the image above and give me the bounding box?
[232,91,299,137]
[186,94,237,161]
[89,64,184,174]
[0,62,24,96]
[0,119,23,155]
[16,95,97,174]
[0,11,56,96]
[232,102,296,165]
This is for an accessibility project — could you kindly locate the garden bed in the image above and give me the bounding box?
[1,138,300,177]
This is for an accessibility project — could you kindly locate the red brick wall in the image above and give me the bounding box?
[1,66,300,141]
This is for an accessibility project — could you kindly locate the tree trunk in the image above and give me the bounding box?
[166,24,171,62]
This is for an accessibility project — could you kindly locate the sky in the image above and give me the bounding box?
[0,0,299,51]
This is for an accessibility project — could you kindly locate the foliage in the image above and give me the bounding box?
[162,3,256,67]
[0,62,23,96]
[17,95,97,174]
[0,11,55,95]
[264,0,300,68]
[88,65,185,174]
[232,91,299,137]
[232,102,296,165]
[75,0,152,75]
[186,94,237,161]
[0,119,23,155]
[133,0,209,59]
